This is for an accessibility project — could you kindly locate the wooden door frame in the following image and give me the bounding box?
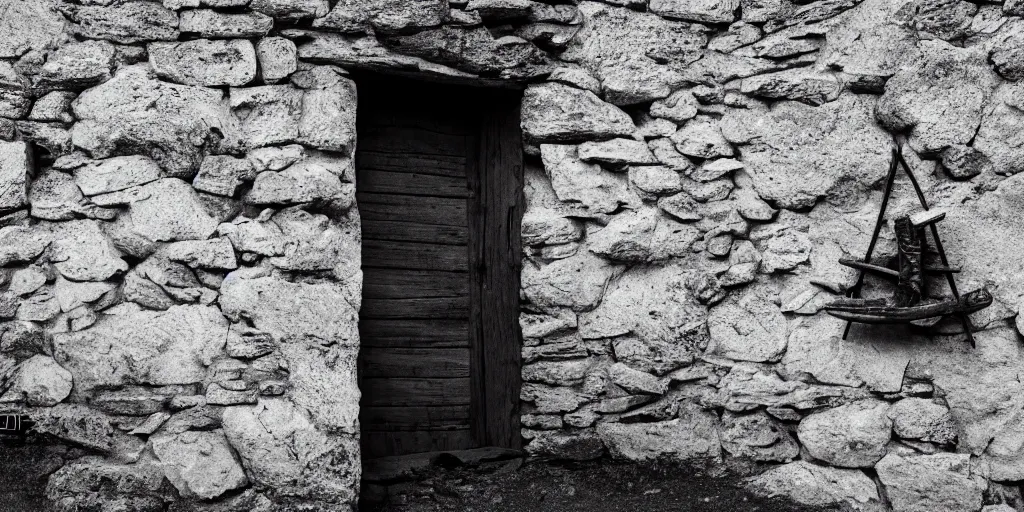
[465,90,524,451]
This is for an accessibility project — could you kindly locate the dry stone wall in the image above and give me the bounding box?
[2,0,1024,510]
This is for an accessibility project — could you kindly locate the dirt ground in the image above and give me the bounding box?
[363,458,833,512]
[2,440,831,512]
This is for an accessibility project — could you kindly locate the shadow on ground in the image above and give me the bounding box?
[362,457,833,512]
[0,438,67,512]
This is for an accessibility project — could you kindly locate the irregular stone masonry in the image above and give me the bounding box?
[0,0,1023,510]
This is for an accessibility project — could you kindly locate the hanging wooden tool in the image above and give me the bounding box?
[822,142,992,347]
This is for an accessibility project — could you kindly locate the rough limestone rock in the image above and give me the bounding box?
[707,291,787,362]
[251,0,330,20]
[229,85,303,149]
[650,89,698,124]
[46,457,171,512]
[164,237,238,269]
[217,215,288,256]
[746,461,884,511]
[179,10,274,38]
[629,166,683,195]
[296,73,358,153]
[721,94,890,209]
[72,65,234,177]
[75,156,163,196]
[650,0,739,23]
[887,398,957,444]
[562,2,705,105]
[797,400,892,468]
[597,403,721,461]
[739,69,842,106]
[521,210,582,246]
[28,169,92,221]
[580,263,707,354]
[128,179,219,242]
[221,399,358,502]
[246,165,348,205]
[1,355,73,406]
[876,40,1000,155]
[760,229,811,272]
[0,226,51,266]
[313,0,447,33]
[720,411,799,462]
[220,272,358,347]
[52,304,228,393]
[257,37,298,84]
[0,0,67,58]
[0,141,29,212]
[980,411,1024,481]
[608,362,667,395]
[975,83,1024,176]
[578,138,658,166]
[192,155,256,196]
[29,92,77,124]
[522,251,619,312]
[37,41,116,88]
[67,2,181,44]
[149,39,257,87]
[522,83,635,142]
[49,220,128,281]
[525,430,605,461]
[269,208,358,272]
[539,144,637,214]
[522,359,592,387]
[151,430,248,500]
[671,116,734,159]
[875,452,985,512]
[587,208,698,262]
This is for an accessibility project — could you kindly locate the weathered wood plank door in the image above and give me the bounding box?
[355,75,523,459]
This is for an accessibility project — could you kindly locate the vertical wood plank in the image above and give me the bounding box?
[468,93,524,450]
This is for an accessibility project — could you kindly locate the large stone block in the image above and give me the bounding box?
[149,39,258,87]
[521,251,620,312]
[707,290,787,363]
[876,40,999,155]
[561,2,705,105]
[876,452,985,512]
[0,140,29,212]
[66,2,180,44]
[179,9,274,38]
[522,83,635,143]
[597,403,721,461]
[72,65,236,176]
[746,461,884,511]
[222,399,359,502]
[797,399,892,468]
[128,178,220,242]
[0,0,67,58]
[52,304,228,393]
[152,430,249,500]
[539,144,638,214]
[721,94,890,209]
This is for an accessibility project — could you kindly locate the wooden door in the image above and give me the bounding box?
[355,76,523,459]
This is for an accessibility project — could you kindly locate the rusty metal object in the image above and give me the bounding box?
[828,143,990,346]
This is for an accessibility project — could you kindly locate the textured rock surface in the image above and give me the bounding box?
[149,39,258,87]
[597,403,721,461]
[746,461,883,510]
[152,430,249,499]
[875,452,985,512]
[53,305,227,392]
[797,400,892,468]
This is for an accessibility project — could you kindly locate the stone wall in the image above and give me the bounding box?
[1,0,1024,510]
